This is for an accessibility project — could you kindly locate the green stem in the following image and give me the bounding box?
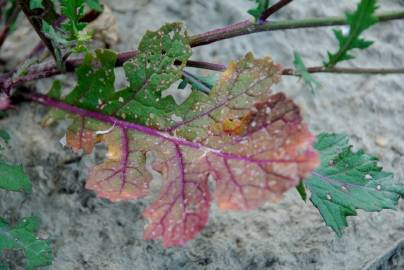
[190,10,404,47]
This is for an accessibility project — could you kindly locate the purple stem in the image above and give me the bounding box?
[25,92,199,148]
[24,92,302,164]
[258,0,294,23]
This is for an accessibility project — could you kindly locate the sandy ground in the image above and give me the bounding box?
[1,0,404,269]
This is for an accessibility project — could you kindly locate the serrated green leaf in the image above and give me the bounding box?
[248,0,270,22]
[304,133,404,236]
[324,0,378,68]
[61,0,85,32]
[0,217,52,270]
[60,0,91,50]
[293,52,320,93]
[0,162,32,193]
[29,0,43,10]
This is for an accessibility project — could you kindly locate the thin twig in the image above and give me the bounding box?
[184,61,404,75]
[190,10,404,47]
[17,0,59,63]
[259,0,294,23]
[283,66,404,75]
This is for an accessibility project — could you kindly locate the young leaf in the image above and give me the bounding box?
[0,217,52,269]
[42,20,69,46]
[304,133,404,236]
[57,47,319,246]
[296,181,307,201]
[60,0,87,34]
[293,52,320,93]
[324,0,378,68]
[248,0,270,22]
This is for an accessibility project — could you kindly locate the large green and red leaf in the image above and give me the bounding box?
[47,22,319,247]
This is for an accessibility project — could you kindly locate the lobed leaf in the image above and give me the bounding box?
[304,133,404,236]
[48,22,319,247]
[0,217,52,270]
[324,0,378,67]
[61,53,318,247]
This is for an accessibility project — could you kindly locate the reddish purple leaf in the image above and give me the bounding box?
[64,54,319,247]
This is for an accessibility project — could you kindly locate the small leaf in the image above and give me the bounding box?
[29,0,43,10]
[293,52,320,93]
[324,0,378,67]
[0,217,52,269]
[42,20,69,46]
[305,133,404,236]
[248,0,270,22]
[0,162,32,193]
[296,181,307,201]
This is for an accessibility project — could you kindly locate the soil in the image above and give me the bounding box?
[1,1,404,269]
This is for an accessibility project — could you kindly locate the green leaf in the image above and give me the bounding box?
[85,0,103,12]
[296,181,307,201]
[64,49,118,108]
[0,162,32,193]
[304,133,404,236]
[293,52,320,93]
[324,0,378,68]
[60,0,86,31]
[248,0,270,22]
[42,20,69,46]
[62,22,197,128]
[29,0,43,9]
[0,217,52,270]
[47,80,62,100]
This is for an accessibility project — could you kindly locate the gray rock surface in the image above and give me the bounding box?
[1,1,404,269]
